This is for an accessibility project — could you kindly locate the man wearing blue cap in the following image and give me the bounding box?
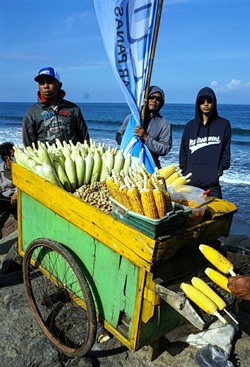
[22,67,90,147]
[115,85,172,168]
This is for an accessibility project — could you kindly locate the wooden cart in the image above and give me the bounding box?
[12,162,237,358]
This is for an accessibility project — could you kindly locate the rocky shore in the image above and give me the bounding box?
[1,231,250,367]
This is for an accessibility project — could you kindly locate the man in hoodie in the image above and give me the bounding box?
[179,87,231,198]
[22,67,90,147]
[115,86,172,168]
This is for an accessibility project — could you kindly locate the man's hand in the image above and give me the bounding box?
[228,275,250,300]
[11,191,17,205]
[134,125,148,142]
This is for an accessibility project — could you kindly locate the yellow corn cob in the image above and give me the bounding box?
[127,186,144,215]
[119,186,133,210]
[109,174,126,207]
[153,188,167,218]
[191,277,226,311]
[180,283,227,324]
[205,268,231,293]
[159,164,178,179]
[199,244,236,276]
[113,181,122,202]
[140,188,158,219]
[171,173,192,187]
[165,191,173,212]
[165,171,181,184]
[106,177,117,198]
[191,277,238,325]
[147,177,154,190]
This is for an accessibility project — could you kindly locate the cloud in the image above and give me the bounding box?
[66,11,91,29]
[211,79,250,93]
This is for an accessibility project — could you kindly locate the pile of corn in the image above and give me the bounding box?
[180,244,238,326]
[14,139,131,193]
[159,164,192,187]
[106,164,169,219]
[106,163,192,219]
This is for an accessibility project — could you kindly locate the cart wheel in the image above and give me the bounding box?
[23,238,97,357]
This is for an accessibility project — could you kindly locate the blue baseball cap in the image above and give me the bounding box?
[34,67,60,82]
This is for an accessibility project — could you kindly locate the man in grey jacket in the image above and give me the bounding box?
[116,86,172,168]
[22,66,90,147]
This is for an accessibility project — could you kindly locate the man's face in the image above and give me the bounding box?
[148,92,163,113]
[199,96,213,115]
[38,77,61,101]
[4,150,14,169]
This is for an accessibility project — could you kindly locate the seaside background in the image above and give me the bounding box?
[0,102,249,236]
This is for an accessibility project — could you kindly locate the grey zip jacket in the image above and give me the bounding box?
[22,90,89,147]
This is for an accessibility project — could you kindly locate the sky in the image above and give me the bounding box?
[0,0,249,104]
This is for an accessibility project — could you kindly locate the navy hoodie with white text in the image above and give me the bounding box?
[179,87,231,189]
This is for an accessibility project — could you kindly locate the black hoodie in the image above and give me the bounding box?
[179,87,231,189]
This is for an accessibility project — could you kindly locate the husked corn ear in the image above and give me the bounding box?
[181,283,217,314]
[140,188,158,219]
[171,173,192,187]
[113,181,122,201]
[147,178,154,190]
[159,165,178,179]
[180,283,227,324]
[165,171,181,184]
[199,244,236,276]
[191,277,226,311]
[153,188,167,217]
[127,187,144,215]
[106,177,117,198]
[205,268,231,293]
[165,191,173,212]
[119,186,133,210]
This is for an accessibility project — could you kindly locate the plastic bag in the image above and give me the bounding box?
[195,344,234,367]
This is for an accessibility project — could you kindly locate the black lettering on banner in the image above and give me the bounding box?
[113,6,129,86]
[119,69,129,86]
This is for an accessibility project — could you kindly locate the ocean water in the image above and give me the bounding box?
[1,102,249,236]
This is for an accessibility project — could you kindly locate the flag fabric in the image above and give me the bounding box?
[94,0,160,173]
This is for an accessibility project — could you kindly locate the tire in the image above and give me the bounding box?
[23,238,97,357]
